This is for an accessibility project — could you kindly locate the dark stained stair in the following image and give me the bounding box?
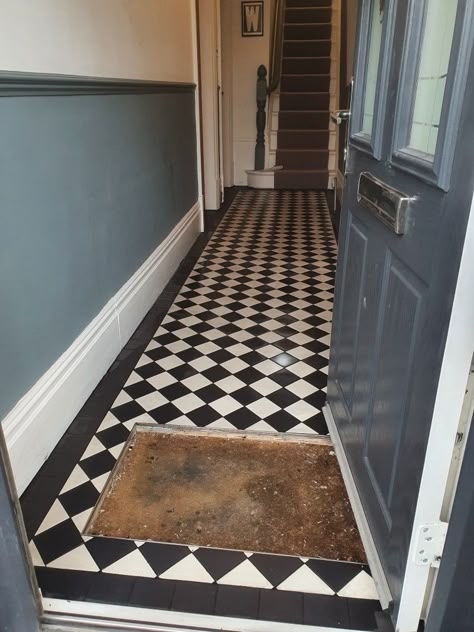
[275,0,332,189]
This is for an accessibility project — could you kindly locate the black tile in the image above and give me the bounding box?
[215,585,260,619]
[272,352,299,367]
[59,481,100,516]
[187,405,221,427]
[265,410,299,432]
[79,451,116,480]
[268,388,299,408]
[36,567,93,601]
[96,424,130,449]
[139,542,190,576]
[171,580,217,615]
[34,520,83,565]
[40,435,87,477]
[129,577,176,610]
[347,598,381,630]
[159,382,191,401]
[304,594,351,627]
[86,538,137,570]
[308,560,366,595]
[225,408,261,429]
[195,384,227,404]
[232,386,262,406]
[305,413,329,434]
[21,475,59,540]
[250,553,302,587]
[148,403,183,424]
[111,400,146,422]
[168,364,199,380]
[258,588,303,624]
[271,369,299,387]
[193,548,246,581]
[87,573,135,604]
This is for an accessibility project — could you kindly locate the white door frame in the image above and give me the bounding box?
[394,192,474,631]
[198,0,223,210]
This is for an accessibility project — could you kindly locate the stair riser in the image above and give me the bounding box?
[276,150,328,170]
[284,24,331,40]
[280,93,329,111]
[280,75,330,92]
[286,0,331,7]
[285,8,332,23]
[275,171,329,189]
[283,40,331,58]
[282,58,330,74]
[277,130,329,150]
[279,111,329,130]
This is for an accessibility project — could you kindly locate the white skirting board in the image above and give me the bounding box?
[2,200,202,496]
[323,404,392,611]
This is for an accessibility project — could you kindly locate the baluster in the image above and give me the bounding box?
[255,64,268,170]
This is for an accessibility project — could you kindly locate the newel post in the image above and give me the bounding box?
[255,64,268,170]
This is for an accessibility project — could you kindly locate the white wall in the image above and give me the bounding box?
[0,0,195,83]
[221,0,272,185]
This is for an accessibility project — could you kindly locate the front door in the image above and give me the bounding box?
[327,0,474,629]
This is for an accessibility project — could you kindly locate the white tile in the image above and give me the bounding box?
[221,358,249,374]
[257,345,281,359]
[247,398,280,419]
[112,390,132,407]
[49,545,99,572]
[173,393,206,414]
[109,442,126,459]
[136,354,152,368]
[160,554,214,583]
[227,343,251,357]
[97,412,121,432]
[181,374,212,391]
[218,560,273,589]
[136,391,169,411]
[254,359,280,376]
[103,550,155,578]
[36,500,69,535]
[246,420,277,433]
[278,565,334,595]
[189,356,217,372]
[195,341,220,355]
[29,541,44,567]
[215,375,246,393]
[157,355,184,370]
[337,571,379,600]
[288,361,315,378]
[252,377,280,396]
[209,396,242,416]
[289,346,313,360]
[165,340,191,354]
[147,372,177,389]
[124,371,142,386]
[287,379,317,398]
[71,508,93,532]
[61,465,89,494]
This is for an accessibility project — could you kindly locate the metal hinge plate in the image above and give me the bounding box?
[415,522,448,568]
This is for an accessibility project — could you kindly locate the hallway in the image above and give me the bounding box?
[22,189,380,628]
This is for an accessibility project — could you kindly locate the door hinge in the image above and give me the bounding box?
[414,522,448,568]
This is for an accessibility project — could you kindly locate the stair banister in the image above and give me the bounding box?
[253,0,285,170]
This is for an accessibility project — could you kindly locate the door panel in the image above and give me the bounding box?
[327,0,474,625]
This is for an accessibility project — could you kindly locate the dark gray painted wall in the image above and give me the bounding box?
[0,88,198,420]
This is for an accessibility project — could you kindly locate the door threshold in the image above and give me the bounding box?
[42,599,373,632]
[323,405,392,611]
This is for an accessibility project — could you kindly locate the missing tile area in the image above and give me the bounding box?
[85,426,366,562]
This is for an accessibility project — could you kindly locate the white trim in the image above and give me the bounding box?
[323,405,391,611]
[43,598,372,632]
[395,194,474,631]
[190,0,205,229]
[3,202,202,495]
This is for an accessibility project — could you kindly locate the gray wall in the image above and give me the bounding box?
[0,86,198,420]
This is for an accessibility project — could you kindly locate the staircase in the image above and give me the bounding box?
[274,0,332,189]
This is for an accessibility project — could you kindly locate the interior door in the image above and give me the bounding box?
[327,0,474,627]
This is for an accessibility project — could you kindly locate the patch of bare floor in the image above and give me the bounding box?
[85,426,366,563]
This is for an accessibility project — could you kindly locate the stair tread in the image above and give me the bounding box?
[284,39,331,42]
[277,148,328,152]
[277,168,328,173]
[280,91,330,95]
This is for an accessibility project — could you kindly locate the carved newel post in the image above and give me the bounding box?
[255,64,268,170]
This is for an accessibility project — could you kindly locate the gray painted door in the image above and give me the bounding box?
[327,0,474,619]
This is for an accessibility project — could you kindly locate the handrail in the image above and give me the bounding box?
[268,0,286,94]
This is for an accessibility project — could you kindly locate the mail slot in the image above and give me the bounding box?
[357,172,412,234]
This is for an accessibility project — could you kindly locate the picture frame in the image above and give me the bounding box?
[241,1,264,37]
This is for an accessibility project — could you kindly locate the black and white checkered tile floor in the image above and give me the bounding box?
[24,190,381,627]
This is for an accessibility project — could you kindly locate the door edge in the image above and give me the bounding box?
[323,404,392,611]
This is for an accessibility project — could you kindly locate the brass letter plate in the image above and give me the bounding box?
[357,172,413,234]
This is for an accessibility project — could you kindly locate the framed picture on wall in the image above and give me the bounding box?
[241,1,264,37]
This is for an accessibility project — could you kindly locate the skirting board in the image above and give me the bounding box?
[43,599,372,632]
[3,200,202,496]
[323,404,392,611]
